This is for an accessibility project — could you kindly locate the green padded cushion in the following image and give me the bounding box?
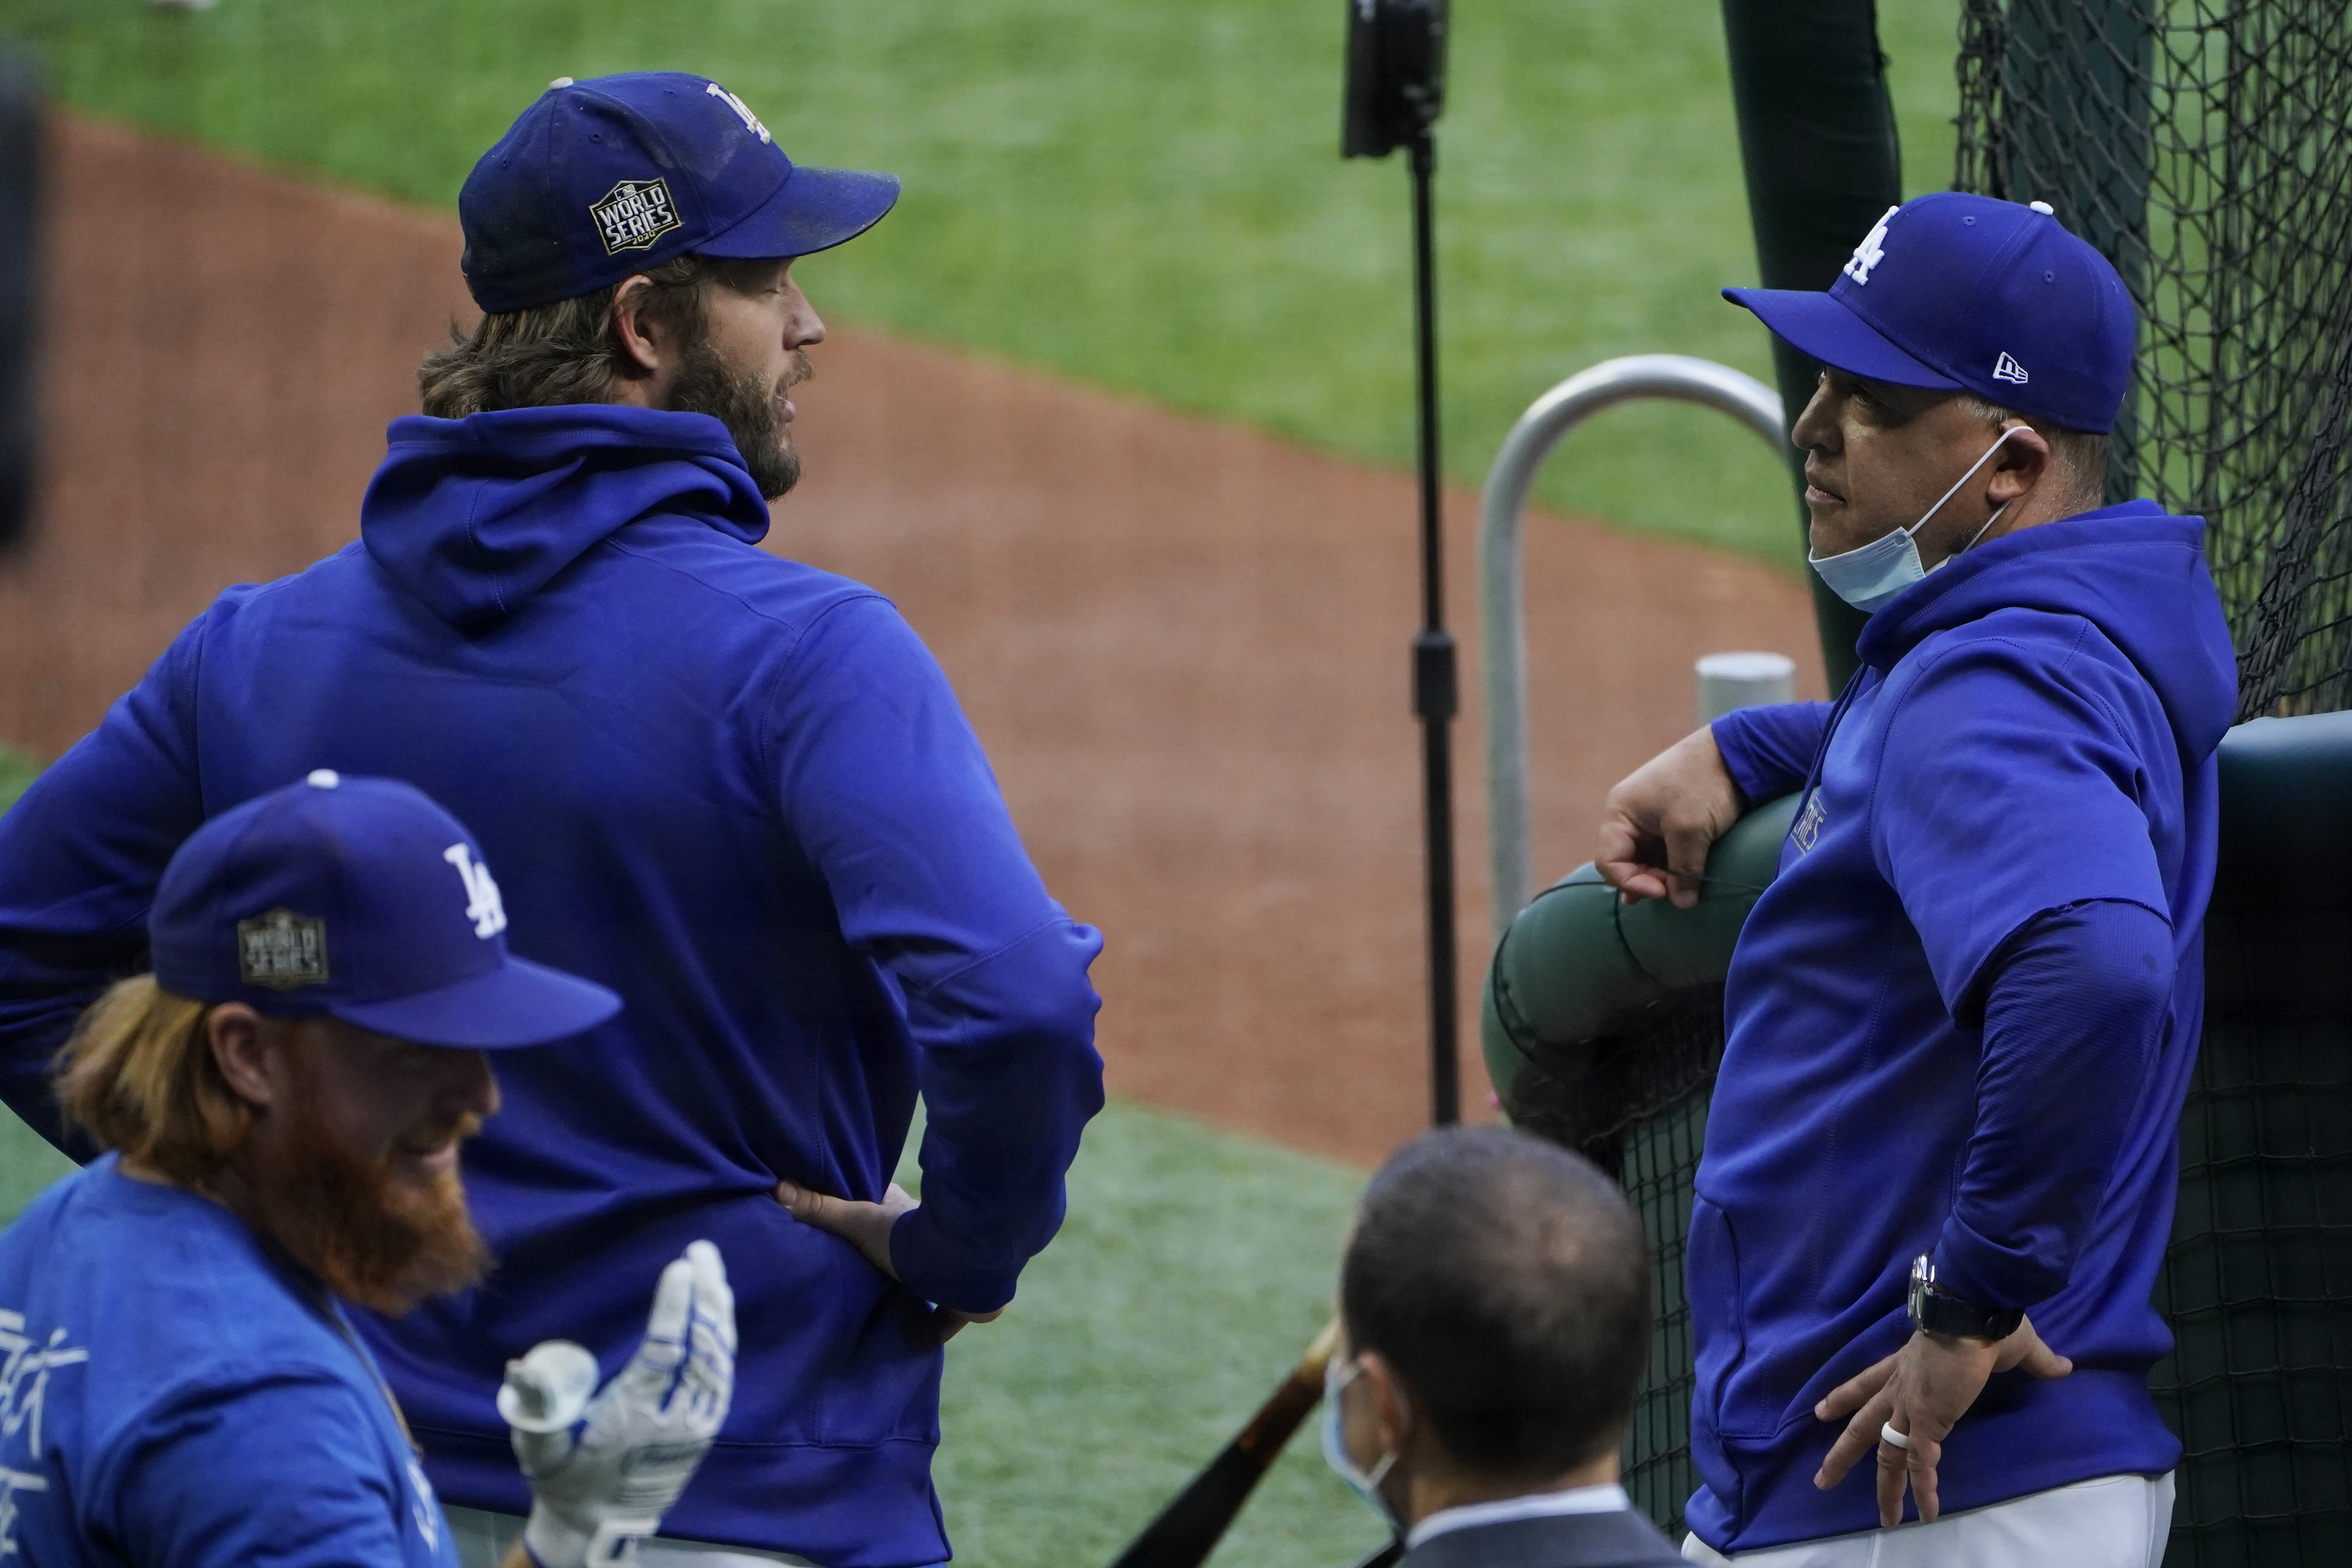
[1483,792,1798,1098]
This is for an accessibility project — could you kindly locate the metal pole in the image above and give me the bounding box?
[1407,130,1459,1127]
[1476,356,1786,939]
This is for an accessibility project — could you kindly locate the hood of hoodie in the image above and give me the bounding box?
[361,404,773,628]
[1857,499,2239,759]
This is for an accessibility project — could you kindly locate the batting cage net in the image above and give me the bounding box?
[1502,986,1727,1539]
[1952,0,2352,721]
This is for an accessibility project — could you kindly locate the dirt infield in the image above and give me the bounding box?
[1,114,1822,1168]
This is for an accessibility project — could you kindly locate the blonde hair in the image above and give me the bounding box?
[55,977,250,1184]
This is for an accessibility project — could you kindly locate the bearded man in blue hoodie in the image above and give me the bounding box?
[1595,195,2235,1568]
[0,74,1104,1568]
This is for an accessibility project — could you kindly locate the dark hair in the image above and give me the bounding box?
[1340,1126,1651,1479]
[1953,393,2112,512]
[418,253,782,418]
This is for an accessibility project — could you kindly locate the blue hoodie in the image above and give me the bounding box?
[1689,502,2235,1552]
[0,405,1105,1567]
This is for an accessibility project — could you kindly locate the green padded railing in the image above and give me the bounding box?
[1481,713,2352,1563]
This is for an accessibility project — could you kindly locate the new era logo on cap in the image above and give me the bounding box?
[1993,352,2030,384]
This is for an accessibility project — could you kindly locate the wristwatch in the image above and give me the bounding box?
[1907,1254,2024,1342]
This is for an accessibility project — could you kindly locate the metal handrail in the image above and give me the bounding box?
[1479,354,1788,940]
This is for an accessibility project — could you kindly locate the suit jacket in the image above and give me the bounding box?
[1402,1509,1687,1568]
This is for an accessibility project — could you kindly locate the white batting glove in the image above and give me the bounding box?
[496,1241,736,1568]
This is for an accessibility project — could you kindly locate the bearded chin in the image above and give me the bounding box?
[666,337,802,501]
[243,1099,492,1316]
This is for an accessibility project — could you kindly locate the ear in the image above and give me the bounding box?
[1353,1349,1416,1456]
[205,1003,283,1111]
[609,274,669,379]
[1985,423,2052,505]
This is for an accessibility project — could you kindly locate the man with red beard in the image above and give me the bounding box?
[0,772,737,1568]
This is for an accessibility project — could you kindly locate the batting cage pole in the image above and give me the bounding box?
[1346,0,1459,1127]
[1720,0,1898,688]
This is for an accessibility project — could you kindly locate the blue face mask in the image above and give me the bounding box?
[1809,426,2023,612]
[1321,1356,1402,1532]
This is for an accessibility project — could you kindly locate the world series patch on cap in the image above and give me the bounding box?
[1722,191,2137,435]
[149,772,620,1051]
[459,71,902,314]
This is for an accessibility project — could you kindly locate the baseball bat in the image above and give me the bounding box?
[1108,1317,1353,1568]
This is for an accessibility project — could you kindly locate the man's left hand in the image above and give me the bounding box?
[775,1179,1004,1342]
[1812,1316,2072,1526]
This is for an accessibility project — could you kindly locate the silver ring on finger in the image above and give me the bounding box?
[1879,1421,1911,1452]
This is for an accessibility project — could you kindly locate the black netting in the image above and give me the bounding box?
[1953,0,2352,720]
[1506,986,1725,1538]
[1950,8,2352,1559]
[2151,898,2352,1566]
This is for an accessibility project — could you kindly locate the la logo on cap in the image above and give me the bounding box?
[444,844,509,939]
[705,81,771,144]
[1842,205,1898,287]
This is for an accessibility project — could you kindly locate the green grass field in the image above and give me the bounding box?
[0,742,36,814]
[912,1102,1383,1568]
[8,0,1964,569]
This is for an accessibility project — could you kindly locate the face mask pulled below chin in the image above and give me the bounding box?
[1321,1357,1402,1533]
[1809,425,2023,613]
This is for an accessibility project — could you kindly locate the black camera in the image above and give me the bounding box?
[1342,0,1448,159]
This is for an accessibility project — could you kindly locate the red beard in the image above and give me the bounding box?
[239,1064,492,1315]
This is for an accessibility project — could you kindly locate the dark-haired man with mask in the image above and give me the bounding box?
[1323,1125,1684,1568]
[0,73,1102,1568]
[1597,195,2233,1566]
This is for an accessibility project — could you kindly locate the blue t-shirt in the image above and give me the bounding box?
[0,1157,460,1568]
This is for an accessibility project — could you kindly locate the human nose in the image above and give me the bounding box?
[439,1049,499,1121]
[1790,375,1841,454]
[784,277,826,349]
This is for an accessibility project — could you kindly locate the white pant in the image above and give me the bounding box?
[443,1505,823,1568]
[1680,1472,2174,1568]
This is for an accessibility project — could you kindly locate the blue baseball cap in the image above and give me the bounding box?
[1723,192,2136,434]
[150,772,620,1051]
[460,71,901,313]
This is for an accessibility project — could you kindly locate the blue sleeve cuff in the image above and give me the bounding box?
[1710,701,1831,807]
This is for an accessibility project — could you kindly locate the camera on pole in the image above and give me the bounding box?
[1342,0,1458,1126]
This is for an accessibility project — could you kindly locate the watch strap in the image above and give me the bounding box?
[1907,1254,2024,1342]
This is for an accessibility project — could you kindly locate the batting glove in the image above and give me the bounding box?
[496,1240,736,1568]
